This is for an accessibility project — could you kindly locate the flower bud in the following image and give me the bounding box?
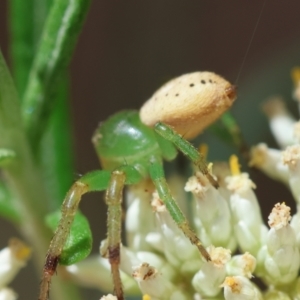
[282,145,300,205]
[150,192,199,270]
[249,143,289,185]
[125,181,156,251]
[185,172,234,250]
[192,246,231,297]
[66,254,138,294]
[132,263,182,299]
[259,203,300,286]
[0,238,31,290]
[222,276,263,300]
[226,252,256,279]
[262,97,296,148]
[226,172,267,256]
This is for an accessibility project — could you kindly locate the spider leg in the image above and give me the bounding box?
[39,167,141,300]
[39,180,90,300]
[105,170,126,300]
[149,158,211,261]
[105,166,142,300]
[154,122,219,188]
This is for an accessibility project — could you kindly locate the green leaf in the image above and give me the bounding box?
[39,75,74,209]
[45,210,93,265]
[0,51,22,130]
[22,0,92,147]
[9,1,75,208]
[9,0,53,98]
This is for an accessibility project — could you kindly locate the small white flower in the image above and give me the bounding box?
[282,145,300,204]
[125,181,156,251]
[262,96,296,148]
[0,238,31,290]
[222,276,263,300]
[192,246,231,297]
[118,243,176,282]
[185,172,234,250]
[290,208,300,248]
[268,202,291,230]
[258,203,300,286]
[226,252,256,279]
[132,263,187,300]
[66,254,138,294]
[249,143,289,185]
[150,191,199,270]
[226,172,267,256]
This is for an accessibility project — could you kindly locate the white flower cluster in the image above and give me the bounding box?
[67,71,300,300]
[68,161,265,300]
[0,238,31,300]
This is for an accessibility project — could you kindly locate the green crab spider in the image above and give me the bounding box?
[39,71,236,300]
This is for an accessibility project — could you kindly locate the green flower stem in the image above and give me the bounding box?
[22,0,91,147]
[0,52,81,300]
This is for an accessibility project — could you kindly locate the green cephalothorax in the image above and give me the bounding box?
[93,110,177,173]
[40,71,237,300]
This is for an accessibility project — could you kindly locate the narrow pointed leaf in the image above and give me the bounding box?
[22,0,92,147]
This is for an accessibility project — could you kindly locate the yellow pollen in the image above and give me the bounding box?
[222,276,241,293]
[199,143,208,160]
[143,295,151,300]
[229,155,241,176]
[291,67,300,87]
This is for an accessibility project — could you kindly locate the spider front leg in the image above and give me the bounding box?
[39,179,91,300]
[154,122,219,188]
[39,167,141,300]
[149,158,211,261]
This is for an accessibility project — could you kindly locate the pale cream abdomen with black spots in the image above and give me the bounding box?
[140,72,237,140]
